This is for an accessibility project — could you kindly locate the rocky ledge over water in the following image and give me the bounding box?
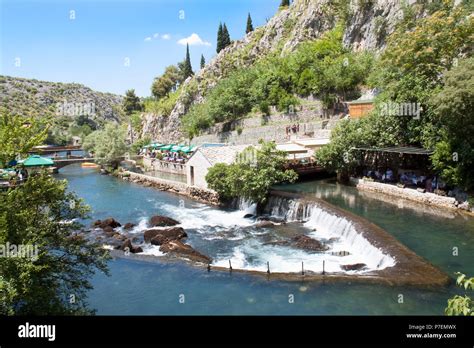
[86,215,213,265]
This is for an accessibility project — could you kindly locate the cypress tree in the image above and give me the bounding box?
[280,0,290,7]
[222,23,231,49]
[246,13,254,34]
[217,23,223,53]
[200,54,206,69]
[182,43,194,79]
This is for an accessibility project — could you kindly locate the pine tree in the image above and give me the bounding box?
[222,23,231,49]
[280,0,290,7]
[217,23,223,53]
[246,13,254,34]
[182,43,194,79]
[200,54,206,69]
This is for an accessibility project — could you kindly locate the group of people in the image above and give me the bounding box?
[365,168,444,193]
[285,124,300,137]
[144,149,189,164]
[0,168,29,186]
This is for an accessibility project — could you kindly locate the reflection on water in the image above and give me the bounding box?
[57,165,474,315]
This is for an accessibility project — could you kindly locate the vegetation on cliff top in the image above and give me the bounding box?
[317,2,474,190]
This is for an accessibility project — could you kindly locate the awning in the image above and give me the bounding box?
[22,155,54,167]
[276,143,308,154]
[294,138,330,147]
[170,145,183,153]
[353,146,434,155]
[160,144,174,151]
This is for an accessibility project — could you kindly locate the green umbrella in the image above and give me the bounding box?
[150,143,163,149]
[22,155,54,167]
[160,144,173,151]
[180,146,191,153]
[170,145,183,153]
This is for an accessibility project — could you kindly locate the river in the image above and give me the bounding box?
[56,165,474,315]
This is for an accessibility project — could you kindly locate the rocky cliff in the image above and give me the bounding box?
[0,75,124,125]
[140,0,417,143]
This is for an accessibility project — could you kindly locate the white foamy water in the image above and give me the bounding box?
[156,201,255,232]
[109,195,395,274]
[212,196,396,274]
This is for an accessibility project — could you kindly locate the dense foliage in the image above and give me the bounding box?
[0,116,109,314]
[83,123,129,169]
[318,2,474,190]
[0,114,49,167]
[123,89,142,116]
[183,25,372,138]
[205,141,298,204]
[246,13,254,34]
[445,273,473,316]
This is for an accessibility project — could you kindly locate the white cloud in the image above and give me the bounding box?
[144,37,152,42]
[153,33,160,38]
[177,33,211,46]
[161,34,171,40]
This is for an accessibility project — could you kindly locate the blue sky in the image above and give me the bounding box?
[0,0,279,97]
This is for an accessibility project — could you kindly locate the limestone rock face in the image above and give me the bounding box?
[140,0,411,143]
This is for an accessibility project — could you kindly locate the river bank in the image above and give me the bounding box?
[54,165,474,315]
[120,171,220,206]
[350,177,474,216]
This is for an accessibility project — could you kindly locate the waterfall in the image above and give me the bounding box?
[264,195,396,271]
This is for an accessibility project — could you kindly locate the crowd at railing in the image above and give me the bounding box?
[361,168,447,193]
[141,143,197,164]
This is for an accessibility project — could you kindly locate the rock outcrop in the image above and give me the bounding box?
[140,0,412,143]
[159,240,212,264]
[149,215,180,227]
[144,227,187,245]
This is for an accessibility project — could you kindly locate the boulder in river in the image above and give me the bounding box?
[341,263,367,271]
[123,222,136,230]
[94,218,121,229]
[243,214,255,219]
[120,239,143,254]
[103,226,115,234]
[144,227,187,245]
[149,215,180,227]
[159,240,212,264]
[292,235,328,252]
[255,220,276,229]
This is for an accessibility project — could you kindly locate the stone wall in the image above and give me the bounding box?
[350,178,473,213]
[121,171,220,206]
[143,157,186,175]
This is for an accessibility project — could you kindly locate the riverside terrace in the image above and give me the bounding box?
[140,141,328,187]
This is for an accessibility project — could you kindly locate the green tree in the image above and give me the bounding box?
[123,89,142,116]
[246,13,254,34]
[83,123,128,169]
[0,117,109,315]
[222,23,231,49]
[430,57,474,190]
[280,0,290,7]
[445,273,473,316]
[151,65,182,100]
[200,54,206,69]
[0,114,49,168]
[181,44,194,80]
[217,23,223,53]
[206,141,298,205]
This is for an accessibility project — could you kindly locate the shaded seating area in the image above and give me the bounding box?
[352,146,445,193]
[143,144,197,163]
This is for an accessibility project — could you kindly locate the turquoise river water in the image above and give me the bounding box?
[56,165,474,315]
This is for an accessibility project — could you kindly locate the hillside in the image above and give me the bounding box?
[139,0,428,143]
[0,75,124,124]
